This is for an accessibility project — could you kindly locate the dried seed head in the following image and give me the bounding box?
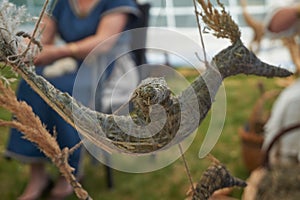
[197,0,241,43]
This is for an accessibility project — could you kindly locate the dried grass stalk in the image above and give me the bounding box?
[0,80,91,200]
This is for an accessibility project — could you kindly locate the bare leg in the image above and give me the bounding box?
[48,175,73,199]
[18,163,49,200]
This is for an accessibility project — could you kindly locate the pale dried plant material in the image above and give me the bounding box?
[0,80,92,200]
[0,0,293,155]
[0,0,39,85]
[0,0,38,61]
[0,0,26,58]
[197,0,241,43]
[240,0,265,53]
[242,167,267,200]
[0,0,25,84]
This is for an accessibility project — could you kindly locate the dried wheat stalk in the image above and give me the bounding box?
[0,2,92,199]
[0,80,91,200]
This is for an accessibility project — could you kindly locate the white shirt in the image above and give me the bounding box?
[263,79,300,163]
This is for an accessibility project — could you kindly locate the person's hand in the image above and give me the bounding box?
[34,45,62,66]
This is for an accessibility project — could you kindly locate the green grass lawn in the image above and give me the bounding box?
[0,69,284,200]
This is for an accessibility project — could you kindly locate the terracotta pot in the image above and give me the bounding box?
[238,127,264,172]
[239,89,280,172]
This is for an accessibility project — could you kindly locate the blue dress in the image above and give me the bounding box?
[5,0,139,176]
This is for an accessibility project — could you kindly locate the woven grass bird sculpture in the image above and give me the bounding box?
[0,0,293,154]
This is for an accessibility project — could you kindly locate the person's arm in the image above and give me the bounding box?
[34,13,128,66]
[268,6,300,33]
[39,15,57,45]
[68,12,129,59]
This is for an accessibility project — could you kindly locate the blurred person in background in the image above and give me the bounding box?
[265,0,300,38]
[263,79,300,166]
[263,0,300,166]
[5,0,139,199]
